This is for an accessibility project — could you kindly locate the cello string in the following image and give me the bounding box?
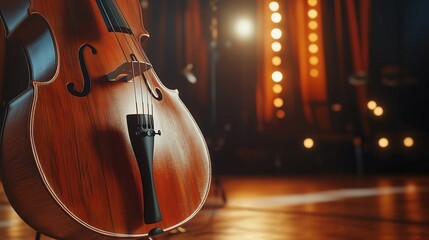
[115,0,155,128]
[101,0,141,121]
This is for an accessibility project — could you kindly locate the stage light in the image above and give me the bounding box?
[373,106,384,116]
[272,71,283,82]
[403,137,414,147]
[235,18,253,39]
[273,98,284,108]
[310,69,319,77]
[272,84,283,94]
[308,9,318,19]
[272,56,282,66]
[276,109,286,119]
[271,28,282,39]
[303,138,314,149]
[308,20,318,30]
[378,138,389,148]
[367,100,377,110]
[269,1,279,12]
[308,33,318,42]
[308,0,318,6]
[271,42,282,52]
[309,56,319,65]
[271,12,282,23]
[308,44,319,53]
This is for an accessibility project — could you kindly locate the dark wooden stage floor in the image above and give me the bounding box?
[1,175,428,239]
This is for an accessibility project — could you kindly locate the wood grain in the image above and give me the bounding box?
[1,0,211,239]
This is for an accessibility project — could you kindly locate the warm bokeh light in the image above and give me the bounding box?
[308,9,318,19]
[331,103,342,112]
[271,71,283,82]
[367,100,377,110]
[271,12,282,23]
[273,98,284,108]
[308,0,318,6]
[309,56,319,65]
[276,109,286,119]
[303,138,315,149]
[378,138,389,148]
[271,28,282,39]
[235,18,253,39]
[403,137,414,147]
[308,20,318,30]
[308,44,319,53]
[373,106,384,116]
[272,84,283,94]
[269,1,280,12]
[310,69,319,77]
[308,33,318,42]
[272,56,282,66]
[271,42,282,52]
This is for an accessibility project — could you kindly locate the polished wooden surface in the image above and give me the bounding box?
[1,0,210,238]
[1,175,428,239]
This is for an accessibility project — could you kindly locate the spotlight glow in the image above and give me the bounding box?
[273,98,284,108]
[309,56,319,65]
[272,71,283,82]
[310,69,319,77]
[403,137,414,147]
[235,18,253,39]
[269,1,280,12]
[276,109,286,119]
[308,0,318,6]
[308,20,318,30]
[272,56,282,66]
[272,84,283,94]
[271,28,282,39]
[378,138,389,148]
[308,33,318,42]
[271,42,282,52]
[373,106,384,116]
[303,138,315,149]
[308,9,318,19]
[271,13,282,23]
[308,44,319,53]
[367,100,377,110]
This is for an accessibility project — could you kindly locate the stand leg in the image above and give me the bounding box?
[35,231,41,240]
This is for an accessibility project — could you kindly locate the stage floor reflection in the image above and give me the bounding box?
[1,175,428,239]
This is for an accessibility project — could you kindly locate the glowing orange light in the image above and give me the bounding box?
[269,1,279,12]
[403,137,414,147]
[271,71,283,82]
[272,84,283,94]
[303,138,314,149]
[276,109,286,119]
[271,13,282,23]
[373,106,384,116]
[271,42,282,52]
[309,56,319,65]
[308,33,318,42]
[271,28,282,39]
[308,20,318,30]
[378,138,389,148]
[308,0,318,6]
[310,69,319,77]
[367,100,377,110]
[308,44,319,53]
[272,56,282,66]
[273,98,284,108]
[308,9,318,19]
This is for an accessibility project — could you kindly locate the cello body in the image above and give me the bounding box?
[0,0,211,239]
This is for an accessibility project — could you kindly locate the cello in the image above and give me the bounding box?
[0,0,211,239]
